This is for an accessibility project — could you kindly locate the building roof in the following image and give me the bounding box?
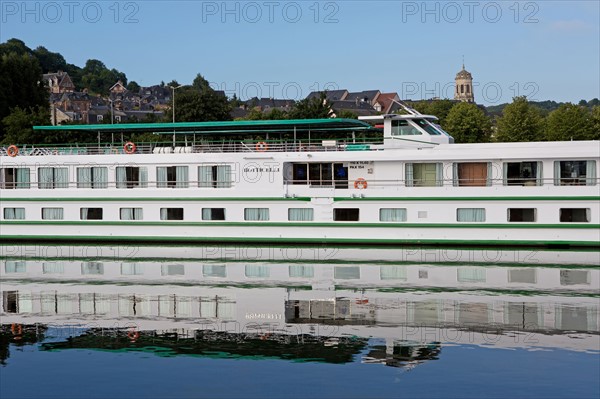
[456,64,473,79]
[306,90,349,101]
[345,90,381,103]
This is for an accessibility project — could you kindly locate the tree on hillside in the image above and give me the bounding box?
[1,106,50,145]
[444,102,492,143]
[0,38,31,56]
[288,92,332,119]
[165,88,231,122]
[592,106,600,138]
[495,96,545,142]
[0,52,48,140]
[33,46,67,73]
[81,59,127,94]
[127,81,141,92]
[545,103,596,141]
[192,74,212,92]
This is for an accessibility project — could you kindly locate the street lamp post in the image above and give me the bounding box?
[169,85,183,147]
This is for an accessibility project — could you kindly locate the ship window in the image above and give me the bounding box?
[453,162,491,186]
[120,208,143,220]
[3,208,25,220]
[5,261,26,274]
[42,208,64,220]
[116,166,148,189]
[198,165,232,188]
[504,162,542,186]
[203,264,227,278]
[379,208,407,222]
[405,163,442,187]
[309,163,333,186]
[81,262,104,275]
[245,265,270,278]
[77,167,108,189]
[507,208,536,222]
[288,208,314,221]
[38,167,68,189]
[554,161,596,186]
[244,208,269,221]
[457,208,486,222]
[202,208,226,221]
[289,265,314,278]
[392,120,421,136]
[160,208,184,221]
[559,208,590,222]
[292,164,308,184]
[80,208,103,220]
[157,166,189,188]
[334,208,359,221]
[413,119,441,135]
[1,168,30,189]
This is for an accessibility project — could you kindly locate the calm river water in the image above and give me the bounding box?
[1,244,599,398]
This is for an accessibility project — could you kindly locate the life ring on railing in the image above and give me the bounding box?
[127,328,140,342]
[255,141,268,152]
[11,323,23,339]
[7,145,19,157]
[354,178,368,189]
[124,142,136,154]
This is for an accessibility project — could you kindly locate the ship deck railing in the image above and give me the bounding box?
[0,139,383,157]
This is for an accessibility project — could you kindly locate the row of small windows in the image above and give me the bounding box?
[0,161,596,189]
[2,207,591,223]
[0,165,232,189]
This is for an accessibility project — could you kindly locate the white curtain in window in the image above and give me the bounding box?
[486,163,493,186]
[77,168,92,188]
[94,167,108,188]
[54,168,68,188]
[216,165,231,188]
[457,267,486,282]
[120,208,133,220]
[38,167,54,189]
[457,208,486,222]
[4,208,25,219]
[42,208,64,220]
[289,265,314,278]
[160,208,168,220]
[245,264,270,278]
[554,161,561,186]
[202,264,227,277]
[121,263,143,275]
[288,208,313,221]
[201,208,212,220]
[452,163,459,186]
[80,208,89,220]
[156,167,168,188]
[139,167,148,188]
[176,166,188,188]
[586,161,596,186]
[502,163,509,185]
[245,208,269,221]
[5,261,26,273]
[200,300,217,318]
[379,208,407,222]
[116,167,127,188]
[43,262,64,274]
[16,168,30,189]
[198,166,213,187]
[405,163,414,187]
[380,265,407,280]
[436,163,443,187]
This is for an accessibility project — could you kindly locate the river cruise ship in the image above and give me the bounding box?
[0,113,598,247]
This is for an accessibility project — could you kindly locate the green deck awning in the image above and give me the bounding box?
[33,118,374,135]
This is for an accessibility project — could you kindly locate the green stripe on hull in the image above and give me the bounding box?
[0,235,598,249]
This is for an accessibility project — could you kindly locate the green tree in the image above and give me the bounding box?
[591,106,600,139]
[192,74,212,92]
[81,59,127,94]
[0,52,49,140]
[126,81,141,92]
[545,103,595,141]
[444,102,492,143]
[1,106,50,145]
[32,46,67,73]
[288,92,332,119]
[166,88,231,122]
[336,109,358,119]
[495,96,545,142]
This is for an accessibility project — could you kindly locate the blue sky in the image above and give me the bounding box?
[2,1,599,105]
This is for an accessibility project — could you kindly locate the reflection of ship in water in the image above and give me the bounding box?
[0,248,598,367]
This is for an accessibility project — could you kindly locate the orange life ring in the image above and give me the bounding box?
[354,178,368,189]
[124,142,136,154]
[11,323,22,336]
[127,328,140,341]
[255,141,268,152]
[7,145,18,157]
